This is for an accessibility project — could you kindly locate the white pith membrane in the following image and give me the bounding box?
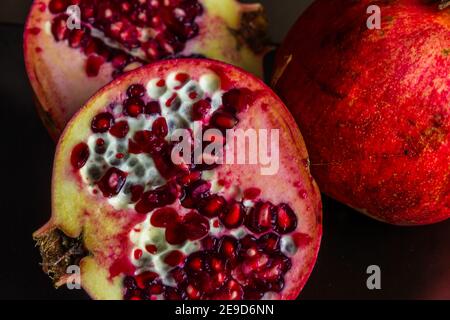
[74,70,299,300]
[79,72,223,206]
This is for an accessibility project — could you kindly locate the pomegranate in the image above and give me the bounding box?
[34,59,322,300]
[273,0,449,225]
[24,0,269,139]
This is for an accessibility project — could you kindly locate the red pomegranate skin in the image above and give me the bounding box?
[273,0,449,225]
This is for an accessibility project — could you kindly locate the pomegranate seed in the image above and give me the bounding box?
[131,130,167,156]
[111,53,128,69]
[145,244,158,254]
[150,207,179,228]
[175,73,189,85]
[165,93,179,107]
[127,84,146,98]
[222,88,254,113]
[177,171,201,186]
[201,236,218,251]
[68,29,87,48]
[148,281,164,295]
[272,204,298,234]
[186,252,204,273]
[211,111,238,129]
[199,195,226,218]
[181,180,211,208]
[123,276,137,290]
[28,27,41,35]
[188,91,198,99]
[109,121,129,138]
[51,15,69,41]
[214,272,227,286]
[152,117,169,138]
[271,254,292,274]
[243,187,261,200]
[258,233,281,253]
[164,287,183,300]
[79,2,94,19]
[83,38,99,56]
[157,79,166,87]
[244,288,265,300]
[209,256,225,272]
[192,99,211,120]
[71,143,90,169]
[135,271,158,289]
[245,202,274,234]
[218,236,238,262]
[164,250,185,267]
[183,212,210,241]
[165,223,188,245]
[170,267,187,284]
[144,101,161,115]
[131,130,152,153]
[134,249,143,260]
[95,138,107,154]
[186,284,201,299]
[189,180,211,200]
[91,112,114,133]
[124,98,144,117]
[49,0,69,14]
[239,234,258,253]
[219,202,244,229]
[226,280,244,300]
[130,185,144,202]
[85,54,105,77]
[97,168,127,197]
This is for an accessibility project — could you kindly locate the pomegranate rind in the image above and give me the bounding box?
[273,0,450,225]
[41,59,321,300]
[24,0,269,140]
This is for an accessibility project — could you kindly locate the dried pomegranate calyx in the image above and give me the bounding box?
[34,229,87,285]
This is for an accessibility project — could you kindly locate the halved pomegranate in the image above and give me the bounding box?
[24,0,269,139]
[34,59,322,300]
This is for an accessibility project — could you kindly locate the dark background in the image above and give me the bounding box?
[1,0,449,300]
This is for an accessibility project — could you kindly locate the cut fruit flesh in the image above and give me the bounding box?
[35,59,322,300]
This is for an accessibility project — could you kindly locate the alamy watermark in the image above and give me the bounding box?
[170,123,280,176]
[366,265,381,290]
[367,5,382,30]
[66,265,81,290]
[65,5,82,30]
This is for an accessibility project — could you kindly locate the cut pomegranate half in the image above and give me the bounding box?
[24,0,269,139]
[34,59,322,300]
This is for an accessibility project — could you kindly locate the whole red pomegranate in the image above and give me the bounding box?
[273,0,449,225]
[34,59,322,300]
[24,0,269,139]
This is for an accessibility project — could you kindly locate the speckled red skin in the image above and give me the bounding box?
[273,0,449,225]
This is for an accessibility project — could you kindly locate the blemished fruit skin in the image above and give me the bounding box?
[24,0,269,140]
[273,0,449,225]
[34,59,322,300]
